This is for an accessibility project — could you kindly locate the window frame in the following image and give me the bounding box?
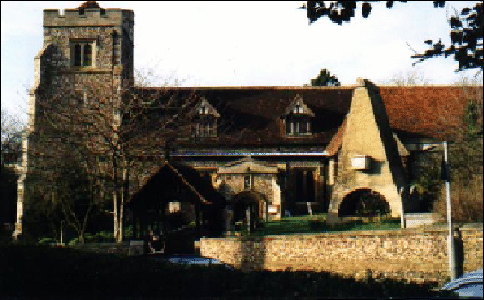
[244,175,252,190]
[70,39,96,68]
[286,116,312,137]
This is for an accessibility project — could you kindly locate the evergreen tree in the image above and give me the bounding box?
[310,69,341,86]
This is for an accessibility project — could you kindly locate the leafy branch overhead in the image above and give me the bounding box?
[303,1,483,71]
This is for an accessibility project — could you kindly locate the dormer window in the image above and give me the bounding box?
[193,97,220,138]
[199,106,209,115]
[284,95,315,136]
[70,40,95,67]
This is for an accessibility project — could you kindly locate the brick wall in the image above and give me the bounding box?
[200,226,483,284]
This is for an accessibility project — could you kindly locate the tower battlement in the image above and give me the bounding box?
[44,7,133,28]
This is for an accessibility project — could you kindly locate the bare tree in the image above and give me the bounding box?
[30,68,200,242]
[1,109,26,165]
[379,69,432,86]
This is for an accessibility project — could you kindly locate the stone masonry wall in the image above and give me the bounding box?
[220,174,276,204]
[461,227,483,273]
[200,226,483,284]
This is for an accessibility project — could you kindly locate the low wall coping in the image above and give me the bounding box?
[203,227,482,242]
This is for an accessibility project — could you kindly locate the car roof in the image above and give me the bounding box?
[442,269,483,291]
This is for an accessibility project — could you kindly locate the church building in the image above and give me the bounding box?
[14,2,482,237]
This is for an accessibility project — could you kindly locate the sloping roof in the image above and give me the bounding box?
[218,156,279,174]
[326,117,347,156]
[131,85,482,149]
[135,86,353,148]
[379,85,482,140]
[128,162,223,208]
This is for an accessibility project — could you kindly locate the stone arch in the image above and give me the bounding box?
[232,190,268,230]
[338,188,391,217]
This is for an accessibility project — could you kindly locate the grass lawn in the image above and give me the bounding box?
[246,214,402,236]
[0,244,452,298]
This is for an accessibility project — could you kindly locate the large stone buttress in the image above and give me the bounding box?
[327,79,407,223]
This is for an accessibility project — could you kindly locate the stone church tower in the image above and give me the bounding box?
[14,2,134,238]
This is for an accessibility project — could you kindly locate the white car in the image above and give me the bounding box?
[441,269,483,298]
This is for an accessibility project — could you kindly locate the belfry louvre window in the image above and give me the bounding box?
[71,41,94,67]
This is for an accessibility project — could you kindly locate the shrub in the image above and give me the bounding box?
[38,237,58,244]
[433,174,483,223]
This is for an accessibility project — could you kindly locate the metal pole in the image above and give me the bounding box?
[399,186,405,229]
[444,141,457,281]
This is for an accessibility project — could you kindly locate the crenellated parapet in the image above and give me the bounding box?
[43,8,133,28]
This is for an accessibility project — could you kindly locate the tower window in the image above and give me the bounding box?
[83,44,92,66]
[74,44,82,66]
[71,41,95,67]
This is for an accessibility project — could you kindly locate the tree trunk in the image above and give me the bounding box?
[118,200,123,242]
[78,232,85,245]
[113,154,119,242]
[116,159,130,243]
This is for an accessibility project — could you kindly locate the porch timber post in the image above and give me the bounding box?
[195,202,201,238]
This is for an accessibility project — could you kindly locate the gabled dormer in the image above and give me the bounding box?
[192,97,220,138]
[283,94,315,136]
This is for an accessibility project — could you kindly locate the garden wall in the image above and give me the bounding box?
[199,225,483,284]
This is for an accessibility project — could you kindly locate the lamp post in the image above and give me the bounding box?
[443,140,457,281]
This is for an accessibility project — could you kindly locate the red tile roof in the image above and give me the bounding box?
[379,86,482,140]
[132,85,482,149]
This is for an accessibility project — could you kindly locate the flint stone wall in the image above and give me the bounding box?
[200,225,483,284]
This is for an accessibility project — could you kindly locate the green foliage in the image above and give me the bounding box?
[432,90,483,222]
[449,99,483,181]
[310,68,341,86]
[409,150,443,212]
[68,231,115,245]
[38,237,58,245]
[243,215,401,236]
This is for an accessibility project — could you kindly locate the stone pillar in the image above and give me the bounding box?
[326,157,341,225]
[328,158,335,185]
[313,167,319,203]
[320,163,327,212]
[225,207,234,236]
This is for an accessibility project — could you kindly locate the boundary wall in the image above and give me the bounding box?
[200,225,483,284]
